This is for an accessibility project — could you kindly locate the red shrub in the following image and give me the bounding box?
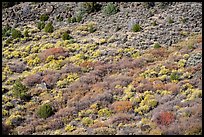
[39,47,67,61]
[156,111,175,126]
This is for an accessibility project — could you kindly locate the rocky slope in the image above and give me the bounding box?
[2,2,202,135]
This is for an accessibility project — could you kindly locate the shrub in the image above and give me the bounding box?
[81,117,94,126]
[39,14,49,21]
[62,32,73,40]
[39,47,67,61]
[111,101,133,112]
[76,14,83,22]
[67,17,72,23]
[2,24,12,37]
[71,17,76,23]
[42,73,60,89]
[132,24,141,32]
[170,72,179,81]
[154,43,161,49]
[103,2,119,16]
[56,15,63,22]
[37,103,53,118]
[88,24,96,33]
[44,22,54,33]
[143,2,155,9]
[168,17,174,24]
[156,111,175,126]
[23,74,42,87]
[23,29,29,37]
[37,22,45,30]
[12,79,29,100]
[8,62,27,73]
[98,108,112,117]
[152,20,157,26]
[11,29,22,39]
[81,2,101,14]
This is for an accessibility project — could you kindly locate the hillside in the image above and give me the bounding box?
[2,2,202,135]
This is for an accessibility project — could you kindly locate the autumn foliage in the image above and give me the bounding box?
[156,111,175,126]
[39,47,67,61]
[111,101,133,112]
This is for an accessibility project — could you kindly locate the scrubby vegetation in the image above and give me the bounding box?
[2,2,202,135]
[44,22,54,33]
[103,2,119,16]
[37,103,54,119]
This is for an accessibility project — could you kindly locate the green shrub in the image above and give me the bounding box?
[24,29,29,37]
[67,17,72,23]
[152,20,157,26]
[44,22,54,33]
[37,22,45,30]
[40,14,49,21]
[76,14,83,23]
[71,17,77,23]
[88,24,96,33]
[37,103,53,119]
[168,18,174,24]
[62,32,73,40]
[82,2,101,14]
[170,72,179,81]
[154,43,161,48]
[143,2,155,9]
[5,38,13,45]
[11,29,22,39]
[132,24,141,32]
[103,2,119,16]
[12,80,29,100]
[56,15,63,22]
[2,24,12,37]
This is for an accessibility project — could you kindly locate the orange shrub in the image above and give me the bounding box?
[111,101,133,112]
[164,83,179,94]
[153,80,165,91]
[39,47,67,61]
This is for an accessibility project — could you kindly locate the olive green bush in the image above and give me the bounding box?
[132,24,141,32]
[40,14,49,21]
[62,32,73,40]
[103,3,119,16]
[44,22,54,33]
[12,80,29,100]
[37,103,53,119]
[37,22,45,30]
[11,29,22,39]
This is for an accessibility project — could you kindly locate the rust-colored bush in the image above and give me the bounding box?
[156,111,175,126]
[149,48,169,59]
[39,47,67,61]
[164,83,179,94]
[80,61,95,68]
[153,80,165,91]
[91,121,108,128]
[111,101,133,112]
[134,79,153,93]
